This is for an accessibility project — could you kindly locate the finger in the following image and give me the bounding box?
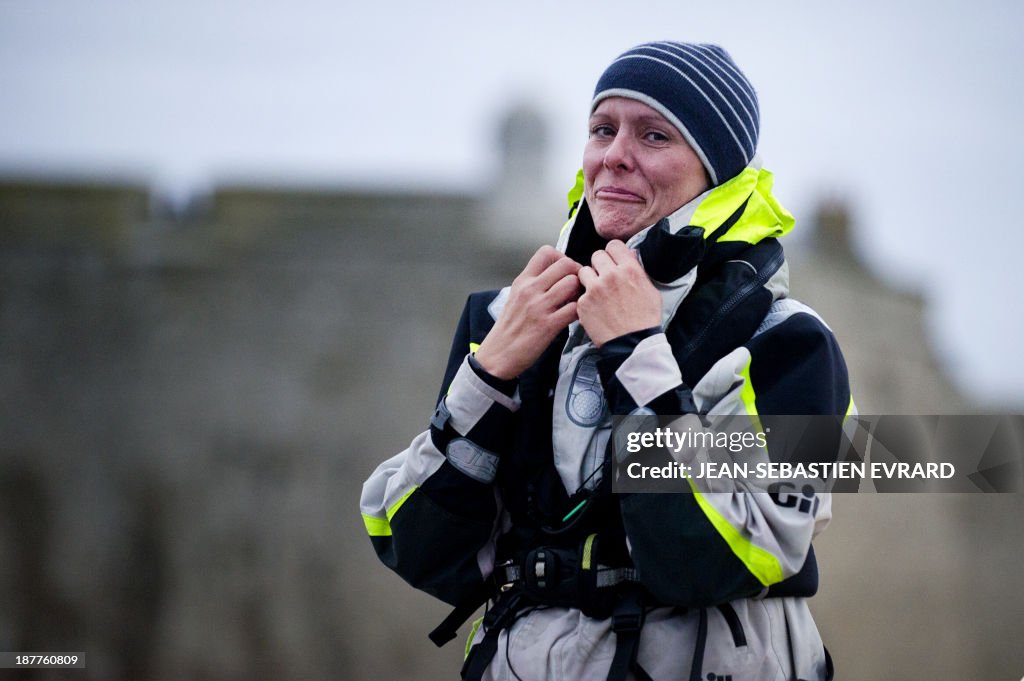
[590,249,615,275]
[604,240,638,265]
[546,273,581,306]
[535,254,582,291]
[521,245,563,278]
[550,300,579,329]
[578,265,598,289]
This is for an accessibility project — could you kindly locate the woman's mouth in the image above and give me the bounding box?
[595,186,643,202]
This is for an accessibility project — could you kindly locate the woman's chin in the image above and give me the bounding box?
[593,219,646,242]
[587,199,651,241]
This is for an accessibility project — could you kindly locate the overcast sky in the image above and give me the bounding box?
[1,0,1021,405]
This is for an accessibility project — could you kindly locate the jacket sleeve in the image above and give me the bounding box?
[359,292,516,605]
[597,309,851,607]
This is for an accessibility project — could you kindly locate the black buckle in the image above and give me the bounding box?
[612,610,643,633]
[483,592,522,631]
[524,548,559,591]
[611,589,645,633]
[494,559,519,592]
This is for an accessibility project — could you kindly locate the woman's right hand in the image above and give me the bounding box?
[473,246,582,380]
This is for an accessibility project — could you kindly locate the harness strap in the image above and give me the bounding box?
[460,593,523,681]
[606,587,653,681]
[459,587,658,681]
[429,581,492,648]
[450,540,655,680]
[687,607,708,681]
[455,589,760,681]
[492,556,640,593]
[596,567,640,588]
[716,602,747,647]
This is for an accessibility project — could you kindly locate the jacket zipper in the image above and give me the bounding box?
[677,245,785,361]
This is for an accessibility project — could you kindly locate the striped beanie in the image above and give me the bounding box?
[592,41,759,186]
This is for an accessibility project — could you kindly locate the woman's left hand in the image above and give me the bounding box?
[577,240,662,347]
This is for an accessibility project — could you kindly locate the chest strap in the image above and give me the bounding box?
[440,535,656,681]
[436,535,812,681]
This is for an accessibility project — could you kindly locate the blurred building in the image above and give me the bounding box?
[785,199,1024,679]
[1,109,1021,680]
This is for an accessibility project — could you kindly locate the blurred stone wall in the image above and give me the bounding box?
[789,200,1024,679]
[1,176,1022,681]
[0,179,526,680]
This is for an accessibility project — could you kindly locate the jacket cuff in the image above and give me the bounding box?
[468,352,519,397]
[446,355,520,431]
[598,329,683,410]
[428,356,520,484]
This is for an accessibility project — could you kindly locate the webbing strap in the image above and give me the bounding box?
[716,602,747,647]
[460,624,501,681]
[606,627,635,681]
[595,566,639,588]
[688,607,708,681]
[460,593,523,681]
[607,634,653,681]
[429,581,491,648]
[606,588,653,681]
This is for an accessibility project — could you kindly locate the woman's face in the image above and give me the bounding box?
[583,97,710,241]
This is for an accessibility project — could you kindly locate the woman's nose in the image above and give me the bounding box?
[603,133,634,171]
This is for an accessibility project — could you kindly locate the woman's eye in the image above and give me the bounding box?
[645,131,669,143]
[590,124,615,138]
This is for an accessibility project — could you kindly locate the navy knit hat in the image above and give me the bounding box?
[592,41,759,186]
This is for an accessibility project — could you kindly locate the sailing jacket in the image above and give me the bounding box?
[361,162,852,680]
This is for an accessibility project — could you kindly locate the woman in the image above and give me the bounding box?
[361,41,849,681]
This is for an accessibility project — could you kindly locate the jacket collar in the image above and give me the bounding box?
[556,157,795,276]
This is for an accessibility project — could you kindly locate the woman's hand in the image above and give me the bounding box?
[473,246,582,380]
[577,240,662,347]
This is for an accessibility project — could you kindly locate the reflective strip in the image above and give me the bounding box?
[362,513,391,537]
[843,395,856,425]
[696,352,799,585]
[464,615,484,660]
[362,486,419,538]
[596,567,639,588]
[560,168,586,236]
[567,168,585,213]
[386,487,417,522]
[686,478,785,586]
[581,533,597,570]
